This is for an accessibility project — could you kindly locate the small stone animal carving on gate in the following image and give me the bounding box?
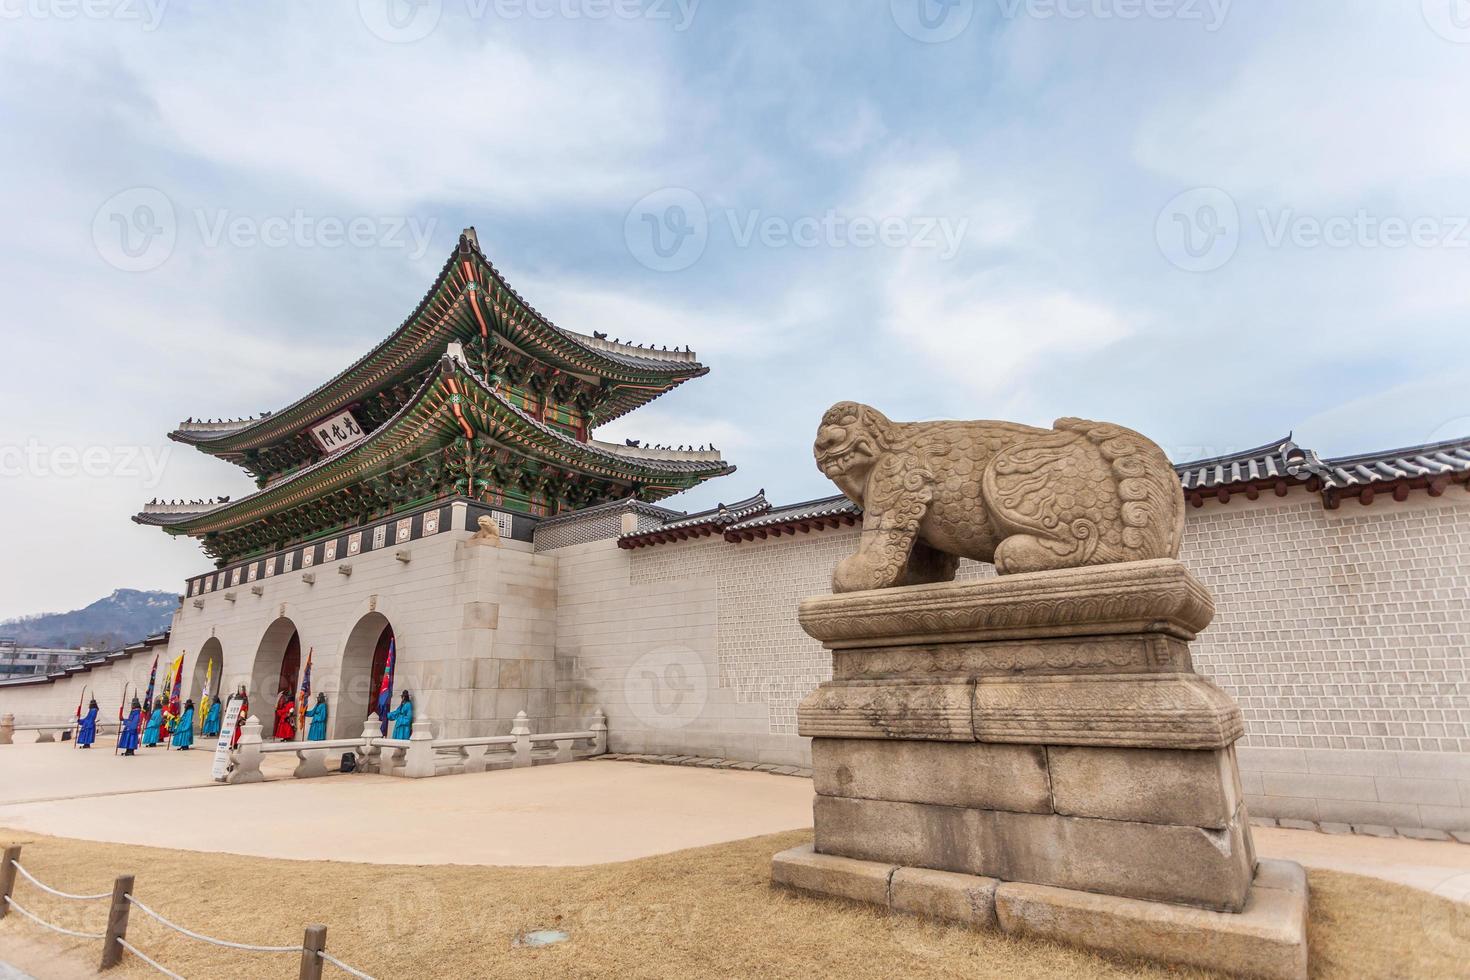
[814,402,1185,593]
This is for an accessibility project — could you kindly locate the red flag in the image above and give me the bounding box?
[375,638,395,734]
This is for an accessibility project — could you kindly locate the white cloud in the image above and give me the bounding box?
[2,6,683,213]
[518,274,835,356]
[1134,3,1470,204]
[878,258,1134,393]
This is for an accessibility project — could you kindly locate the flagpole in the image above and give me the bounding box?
[114,683,129,755]
[73,685,87,749]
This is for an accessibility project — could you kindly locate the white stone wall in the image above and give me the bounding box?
[548,492,1470,830]
[0,504,561,741]
[4,488,1466,828]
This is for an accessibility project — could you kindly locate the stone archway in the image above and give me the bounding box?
[250,617,302,736]
[336,612,394,738]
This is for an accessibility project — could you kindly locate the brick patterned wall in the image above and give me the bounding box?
[1183,498,1470,753]
[630,530,996,734]
[621,494,1470,754]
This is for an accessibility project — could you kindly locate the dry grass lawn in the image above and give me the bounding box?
[0,827,1464,979]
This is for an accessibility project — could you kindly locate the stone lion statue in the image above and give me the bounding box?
[814,402,1185,593]
[470,514,501,546]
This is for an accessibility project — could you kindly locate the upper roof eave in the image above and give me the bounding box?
[170,228,709,454]
[137,352,734,537]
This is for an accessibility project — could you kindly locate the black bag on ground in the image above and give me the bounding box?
[340,752,357,773]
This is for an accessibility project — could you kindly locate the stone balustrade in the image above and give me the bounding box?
[226,708,606,784]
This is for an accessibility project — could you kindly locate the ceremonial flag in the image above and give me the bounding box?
[167,653,184,721]
[297,648,313,738]
[141,655,159,732]
[199,659,214,732]
[375,637,396,734]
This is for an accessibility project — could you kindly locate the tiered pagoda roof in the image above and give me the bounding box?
[137,230,732,564]
[170,228,710,486]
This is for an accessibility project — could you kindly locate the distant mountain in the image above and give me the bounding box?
[0,589,178,651]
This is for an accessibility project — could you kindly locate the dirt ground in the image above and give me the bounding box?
[0,828,1465,980]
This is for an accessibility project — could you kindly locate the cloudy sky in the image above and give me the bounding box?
[1,0,1468,620]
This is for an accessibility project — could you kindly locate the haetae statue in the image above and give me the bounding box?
[813,401,1185,592]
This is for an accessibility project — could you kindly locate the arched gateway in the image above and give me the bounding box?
[337,612,394,738]
[250,617,301,721]
[190,637,223,711]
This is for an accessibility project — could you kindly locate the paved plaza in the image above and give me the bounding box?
[0,740,1463,893]
[0,741,814,866]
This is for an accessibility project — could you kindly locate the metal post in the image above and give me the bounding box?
[100,874,134,970]
[0,845,19,920]
[300,924,327,980]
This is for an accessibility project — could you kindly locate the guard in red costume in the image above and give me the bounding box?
[273,690,296,740]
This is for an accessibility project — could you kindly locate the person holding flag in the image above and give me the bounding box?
[306,693,329,741]
[118,697,142,756]
[140,654,159,744]
[76,697,99,749]
[375,637,396,734]
[387,689,414,740]
[171,699,197,750]
[163,653,185,737]
[273,690,296,740]
[201,691,222,737]
[143,696,166,747]
[296,649,313,739]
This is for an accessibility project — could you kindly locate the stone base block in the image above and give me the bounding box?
[772,844,1307,980]
[811,738,1052,814]
[814,795,1253,911]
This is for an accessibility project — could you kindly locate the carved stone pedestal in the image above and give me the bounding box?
[774,559,1308,979]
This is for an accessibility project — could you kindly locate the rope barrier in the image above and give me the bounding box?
[2,895,105,940]
[125,895,303,953]
[11,860,111,901]
[1,851,376,980]
[319,948,379,980]
[117,938,187,980]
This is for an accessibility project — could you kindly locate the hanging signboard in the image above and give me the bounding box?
[309,410,366,453]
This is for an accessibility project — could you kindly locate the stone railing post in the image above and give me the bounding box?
[0,845,19,921]
[0,714,12,745]
[99,873,134,970]
[227,716,265,784]
[591,708,607,755]
[358,714,382,773]
[403,714,435,778]
[293,747,329,779]
[511,710,532,768]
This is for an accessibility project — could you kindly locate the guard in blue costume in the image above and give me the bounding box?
[76,699,99,748]
[201,696,222,737]
[142,697,165,747]
[388,690,414,739]
[172,700,196,750]
[119,698,142,756]
[306,693,329,741]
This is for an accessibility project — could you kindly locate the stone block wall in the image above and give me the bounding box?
[546,491,1470,829]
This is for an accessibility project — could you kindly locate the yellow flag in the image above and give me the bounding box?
[200,659,214,730]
